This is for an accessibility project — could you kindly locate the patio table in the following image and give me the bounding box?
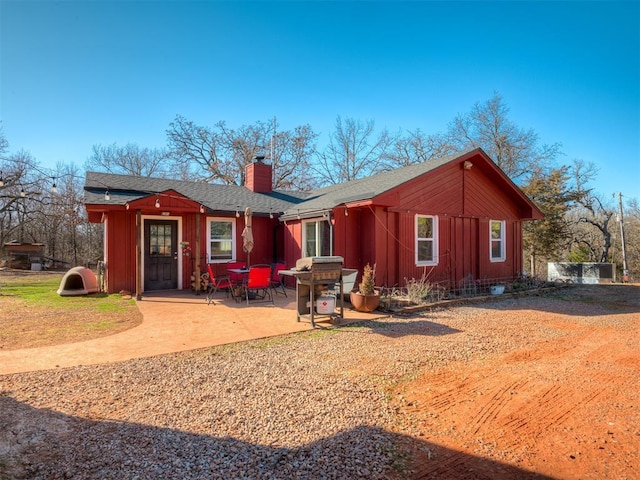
[228,268,249,301]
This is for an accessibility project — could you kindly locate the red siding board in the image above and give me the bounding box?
[105,211,136,294]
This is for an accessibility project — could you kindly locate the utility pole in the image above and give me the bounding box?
[617,192,629,282]
[271,116,276,164]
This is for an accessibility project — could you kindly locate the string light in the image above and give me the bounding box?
[236,206,240,218]
[1,167,65,195]
[155,196,160,208]
[200,204,205,214]
[104,189,110,201]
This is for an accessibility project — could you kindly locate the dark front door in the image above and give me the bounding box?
[145,220,178,291]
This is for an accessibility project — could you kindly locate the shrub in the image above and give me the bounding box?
[358,263,376,295]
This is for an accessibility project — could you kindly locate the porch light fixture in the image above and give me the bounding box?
[200,204,205,214]
[155,196,161,208]
[104,189,110,201]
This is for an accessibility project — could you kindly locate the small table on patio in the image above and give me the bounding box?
[228,268,249,301]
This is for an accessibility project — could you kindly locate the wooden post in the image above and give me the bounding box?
[136,209,142,300]
[195,212,201,294]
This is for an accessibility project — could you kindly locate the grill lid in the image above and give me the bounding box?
[296,256,344,270]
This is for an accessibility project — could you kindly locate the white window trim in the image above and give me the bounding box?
[415,214,438,266]
[206,217,236,263]
[302,218,333,257]
[490,219,506,262]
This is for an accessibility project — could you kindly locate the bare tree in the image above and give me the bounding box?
[85,143,173,177]
[385,128,454,168]
[622,198,640,279]
[0,124,8,158]
[271,124,318,191]
[564,160,617,263]
[574,193,615,263]
[0,150,44,245]
[445,92,562,183]
[167,116,231,183]
[314,116,394,185]
[167,116,317,189]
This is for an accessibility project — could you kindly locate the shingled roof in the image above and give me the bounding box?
[84,172,307,216]
[280,150,474,219]
[85,149,505,220]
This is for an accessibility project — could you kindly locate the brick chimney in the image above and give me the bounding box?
[245,156,273,193]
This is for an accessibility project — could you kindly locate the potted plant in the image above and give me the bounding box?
[349,263,380,312]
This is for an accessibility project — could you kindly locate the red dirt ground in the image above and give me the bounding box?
[393,285,640,480]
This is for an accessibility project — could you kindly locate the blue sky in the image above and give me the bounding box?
[1,0,639,200]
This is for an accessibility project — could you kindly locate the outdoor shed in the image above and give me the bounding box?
[3,242,45,270]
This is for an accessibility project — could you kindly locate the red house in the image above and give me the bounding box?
[84,149,542,297]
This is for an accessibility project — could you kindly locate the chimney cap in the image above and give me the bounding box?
[254,155,266,163]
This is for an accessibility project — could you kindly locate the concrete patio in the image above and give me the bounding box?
[0,288,385,375]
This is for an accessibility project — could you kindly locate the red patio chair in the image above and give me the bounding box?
[270,262,288,297]
[241,265,273,306]
[205,264,232,305]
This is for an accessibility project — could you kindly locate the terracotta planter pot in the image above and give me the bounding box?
[349,290,380,313]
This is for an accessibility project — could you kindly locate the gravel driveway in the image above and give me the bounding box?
[1,285,638,479]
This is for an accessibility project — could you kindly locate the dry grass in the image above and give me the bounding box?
[0,270,142,350]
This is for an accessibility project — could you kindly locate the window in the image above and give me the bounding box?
[490,220,506,262]
[207,218,235,262]
[149,223,173,255]
[303,219,332,257]
[415,215,438,265]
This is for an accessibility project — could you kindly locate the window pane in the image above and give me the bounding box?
[149,234,158,255]
[491,240,502,259]
[320,220,331,256]
[211,222,232,240]
[418,240,433,262]
[210,241,232,258]
[305,222,317,257]
[491,221,502,239]
[418,217,433,238]
[160,225,171,255]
